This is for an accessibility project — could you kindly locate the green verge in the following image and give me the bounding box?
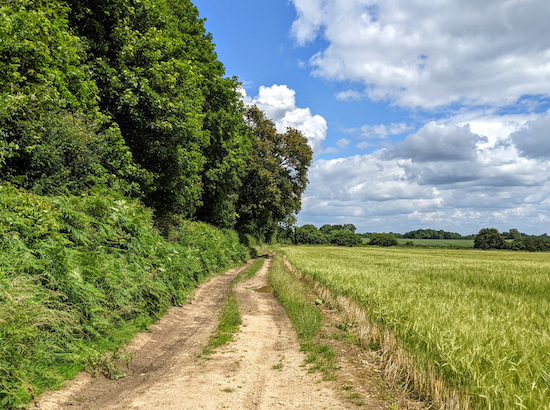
[237,256,266,283]
[0,184,248,409]
[268,255,338,380]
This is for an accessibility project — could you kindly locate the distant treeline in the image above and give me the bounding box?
[359,229,475,240]
[293,224,361,247]
[292,225,550,252]
[475,228,550,252]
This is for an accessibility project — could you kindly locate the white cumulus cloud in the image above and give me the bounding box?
[298,120,550,235]
[242,85,327,154]
[360,122,413,139]
[290,0,550,109]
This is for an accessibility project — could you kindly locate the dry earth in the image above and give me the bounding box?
[34,257,424,410]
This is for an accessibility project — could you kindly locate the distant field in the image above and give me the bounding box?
[398,238,474,247]
[281,245,550,409]
[361,238,474,247]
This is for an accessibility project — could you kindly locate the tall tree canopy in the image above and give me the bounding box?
[0,0,313,235]
[0,0,148,196]
[236,106,312,240]
[66,0,250,222]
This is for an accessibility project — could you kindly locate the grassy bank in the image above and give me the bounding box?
[281,245,550,409]
[0,184,247,408]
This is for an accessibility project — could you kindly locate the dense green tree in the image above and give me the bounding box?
[474,228,507,250]
[319,224,334,235]
[369,233,398,247]
[236,106,312,239]
[343,224,357,233]
[3,112,150,195]
[66,0,205,216]
[404,229,463,239]
[0,0,148,196]
[519,236,550,252]
[294,224,328,245]
[66,0,251,222]
[276,214,298,243]
[329,229,361,246]
[195,75,251,228]
[502,228,524,240]
[0,0,98,121]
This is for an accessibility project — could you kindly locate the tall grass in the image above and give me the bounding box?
[281,245,550,409]
[269,255,339,380]
[268,256,322,339]
[0,183,247,408]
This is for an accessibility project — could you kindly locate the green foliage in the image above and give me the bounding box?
[236,106,312,240]
[0,0,98,121]
[294,224,361,246]
[275,214,298,244]
[509,236,550,252]
[202,293,241,356]
[396,238,475,248]
[236,257,266,282]
[474,228,507,250]
[269,255,337,380]
[328,230,361,247]
[268,256,321,339]
[0,184,246,407]
[501,228,524,240]
[196,75,252,228]
[66,0,251,221]
[0,0,153,199]
[404,228,463,239]
[368,233,398,247]
[2,112,151,196]
[320,224,356,235]
[294,225,329,245]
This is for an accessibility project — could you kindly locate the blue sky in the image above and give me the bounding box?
[194,0,550,235]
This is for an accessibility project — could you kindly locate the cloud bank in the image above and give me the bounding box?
[299,114,550,235]
[290,0,550,109]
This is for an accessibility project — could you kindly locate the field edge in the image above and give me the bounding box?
[281,255,474,410]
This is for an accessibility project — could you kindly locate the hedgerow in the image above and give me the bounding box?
[0,184,247,408]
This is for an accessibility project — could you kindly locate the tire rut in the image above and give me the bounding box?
[37,257,354,409]
[36,261,253,410]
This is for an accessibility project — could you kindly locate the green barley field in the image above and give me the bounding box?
[280,245,550,409]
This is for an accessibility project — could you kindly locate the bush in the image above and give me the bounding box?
[368,233,398,247]
[294,225,329,245]
[521,237,550,252]
[474,228,507,250]
[2,112,151,197]
[328,230,361,247]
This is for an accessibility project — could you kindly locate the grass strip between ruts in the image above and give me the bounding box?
[201,257,267,356]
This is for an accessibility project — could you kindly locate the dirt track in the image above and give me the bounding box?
[35,258,418,409]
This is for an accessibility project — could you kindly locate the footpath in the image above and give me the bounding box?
[35,258,422,409]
